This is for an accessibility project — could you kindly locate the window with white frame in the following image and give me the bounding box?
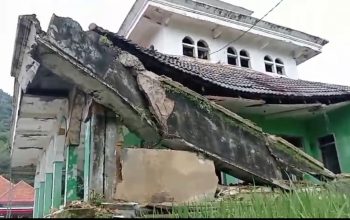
[239,50,250,68]
[264,55,274,73]
[263,56,285,75]
[197,40,209,60]
[182,37,195,57]
[227,47,237,66]
[275,58,285,75]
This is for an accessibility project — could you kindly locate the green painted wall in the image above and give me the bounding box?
[223,115,310,184]
[33,187,39,218]
[52,161,63,209]
[305,105,350,173]
[224,104,350,184]
[122,126,167,149]
[64,145,78,205]
[83,120,91,201]
[43,173,53,216]
[118,104,350,186]
[37,182,45,218]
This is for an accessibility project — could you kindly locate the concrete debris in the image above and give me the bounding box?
[102,202,142,218]
[215,184,278,201]
[115,148,218,204]
[49,200,139,218]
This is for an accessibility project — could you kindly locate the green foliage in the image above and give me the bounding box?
[144,186,350,218]
[89,191,105,207]
[0,89,12,174]
[0,89,12,133]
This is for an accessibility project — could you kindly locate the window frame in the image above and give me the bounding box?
[264,55,274,73]
[182,36,195,58]
[197,40,210,60]
[227,47,238,66]
[275,58,285,75]
[239,49,251,68]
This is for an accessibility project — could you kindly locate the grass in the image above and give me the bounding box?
[144,185,350,218]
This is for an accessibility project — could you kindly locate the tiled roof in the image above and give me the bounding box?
[0,176,13,197]
[148,55,350,97]
[90,25,350,103]
[0,181,34,204]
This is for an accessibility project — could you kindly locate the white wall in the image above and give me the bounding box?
[130,15,299,79]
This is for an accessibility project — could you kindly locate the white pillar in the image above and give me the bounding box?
[52,135,65,209]
[54,135,65,162]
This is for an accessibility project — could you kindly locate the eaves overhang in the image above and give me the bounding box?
[119,0,329,65]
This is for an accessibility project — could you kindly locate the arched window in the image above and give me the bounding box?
[182,37,195,57]
[197,40,209,60]
[275,58,285,75]
[227,47,237,65]
[239,50,250,68]
[264,55,274,73]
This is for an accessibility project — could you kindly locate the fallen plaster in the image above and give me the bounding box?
[115,148,218,204]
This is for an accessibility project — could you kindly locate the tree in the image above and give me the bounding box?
[0,89,11,175]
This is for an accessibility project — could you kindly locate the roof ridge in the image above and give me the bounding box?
[0,181,34,202]
[90,25,350,103]
[0,175,11,183]
[14,180,33,188]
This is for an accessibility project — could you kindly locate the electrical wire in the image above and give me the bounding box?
[210,0,285,55]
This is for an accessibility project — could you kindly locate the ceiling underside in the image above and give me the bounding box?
[11,94,68,167]
[207,96,350,119]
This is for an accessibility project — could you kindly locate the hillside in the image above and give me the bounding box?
[0,89,11,174]
[0,89,35,185]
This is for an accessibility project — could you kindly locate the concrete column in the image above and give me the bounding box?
[43,140,55,216]
[64,145,78,205]
[52,161,63,208]
[33,188,39,218]
[52,135,65,209]
[43,173,53,216]
[37,182,45,218]
[83,120,91,202]
[33,165,40,218]
[37,152,46,218]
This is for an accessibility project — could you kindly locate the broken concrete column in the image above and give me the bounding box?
[115,149,218,204]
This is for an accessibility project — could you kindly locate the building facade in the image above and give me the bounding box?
[119,0,328,79]
[118,0,348,184]
[7,1,350,218]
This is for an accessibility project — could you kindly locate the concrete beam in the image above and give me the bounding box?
[11,148,42,167]
[66,89,85,146]
[20,95,68,119]
[11,95,68,167]
[16,118,57,135]
[13,134,50,149]
[18,15,335,189]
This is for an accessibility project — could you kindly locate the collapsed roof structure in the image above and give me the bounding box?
[9,13,350,217]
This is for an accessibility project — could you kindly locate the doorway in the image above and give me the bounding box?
[318,134,341,174]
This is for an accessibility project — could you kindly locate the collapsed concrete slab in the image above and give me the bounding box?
[18,14,335,190]
[115,148,218,204]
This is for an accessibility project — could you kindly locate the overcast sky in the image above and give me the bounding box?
[1,0,349,95]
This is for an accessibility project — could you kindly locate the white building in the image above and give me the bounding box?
[118,0,328,79]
